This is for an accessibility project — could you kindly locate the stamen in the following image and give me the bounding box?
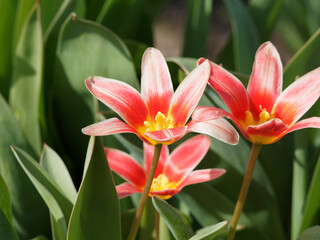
[259,109,271,124]
[155,111,167,130]
[150,174,176,192]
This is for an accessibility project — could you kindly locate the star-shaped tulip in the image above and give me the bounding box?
[194,42,320,144]
[105,135,226,199]
[82,47,239,145]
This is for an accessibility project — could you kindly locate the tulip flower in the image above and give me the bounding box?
[195,41,320,240]
[195,42,320,145]
[82,47,239,146]
[105,135,226,200]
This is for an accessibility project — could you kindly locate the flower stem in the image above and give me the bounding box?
[227,143,262,240]
[127,144,162,240]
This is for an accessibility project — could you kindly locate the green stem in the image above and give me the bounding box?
[155,211,160,240]
[127,144,162,240]
[227,143,262,240]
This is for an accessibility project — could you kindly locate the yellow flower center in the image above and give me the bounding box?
[144,111,174,132]
[149,174,178,200]
[241,106,273,129]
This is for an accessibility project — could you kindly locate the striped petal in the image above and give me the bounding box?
[105,148,146,188]
[192,106,233,121]
[272,67,320,125]
[150,189,180,199]
[141,48,174,119]
[116,183,142,199]
[144,126,188,144]
[199,58,249,121]
[247,42,283,112]
[164,135,210,183]
[187,119,239,145]
[85,76,148,128]
[286,117,320,134]
[178,169,226,189]
[82,118,137,136]
[143,143,169,178]
[169,60,210,126]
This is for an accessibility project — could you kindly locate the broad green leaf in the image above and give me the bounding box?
[53,14,138,175]
[0,174,12,224]
[11,146,73,224]
[13,0,34,49]
[10,3,42,155]
[298,226,320,240]
[223,0,260,74]
[0,209,19,240]
[183,0,212,58]
[67,137,121,240]
[152,196,193,240]
[300,156,320,233]
[291,132,309,240]
[248,0,283,40]
[283,28,320,88]
[50,213,67,240]
[140,198,156,240]
[40,144,77,204]
[189,221,229,240]
[0,94,50,238]
[0,0,17,99]
[121,209,135,240]
[40,0,64,34]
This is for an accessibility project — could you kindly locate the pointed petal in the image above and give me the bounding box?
[144,126,188,144]
[273,67,320,125]
[169,60,210,126]
[286,117,320,134]
[82,118,137,136]
[105,148,146,187]
[187,119,239,145]
[141,48,174,119]
[150,189,180,199]
[143,143,169,178]
[246,118,289,144]
[164,135,210,183]
[199,58,249,121]
[85,76,148,128]
[192,106,233,121]
[247,42,283,112]
[116,183,142,199]
[178,169,226,189]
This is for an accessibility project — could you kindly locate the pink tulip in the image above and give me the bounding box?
[195,42,320,144]
[105,135,226,199]
[82,47,239,145]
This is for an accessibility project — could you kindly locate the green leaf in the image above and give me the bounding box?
[291,132,309,240]
[152,196,193,240]
[0,93,50,238]
[50,213,67,240]
[283,28,320,88]
[300,156,320,233]
[11,146,73,224]
[0,0,17,99]
[40,144,77,204]
[223,0,260,74]
[189,221,229,240]
[0,209,19,240]
[140,198,156,240]
[67,137,121,240]
[39,0,64,34]
[305,0,320,35]
[298,226,320,240]
[0,174,12,224]
[183,0,212,58]
[10,3,43,155]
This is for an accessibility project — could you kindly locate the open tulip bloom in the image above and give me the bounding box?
[82,47,239,146]
[195,42,320,145]
[105,135,226,200]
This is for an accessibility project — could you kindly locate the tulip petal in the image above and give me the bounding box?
[286,117,320,134]
[179,169,226,189]
[141,48,174,119]
[143,143,169,178]
[150,188,180,199]
[105,148,146,188]
[116,183,142,199]
[144,126,188,144]
[187,119,239,145]
[82,117,137,136]
[247,42,283,112]
[192,106,233,121]
[169,60,210,126]
[85,76,148,128]
[164,135,210,183]
[273,67,320,125]
[199,58,249,121]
